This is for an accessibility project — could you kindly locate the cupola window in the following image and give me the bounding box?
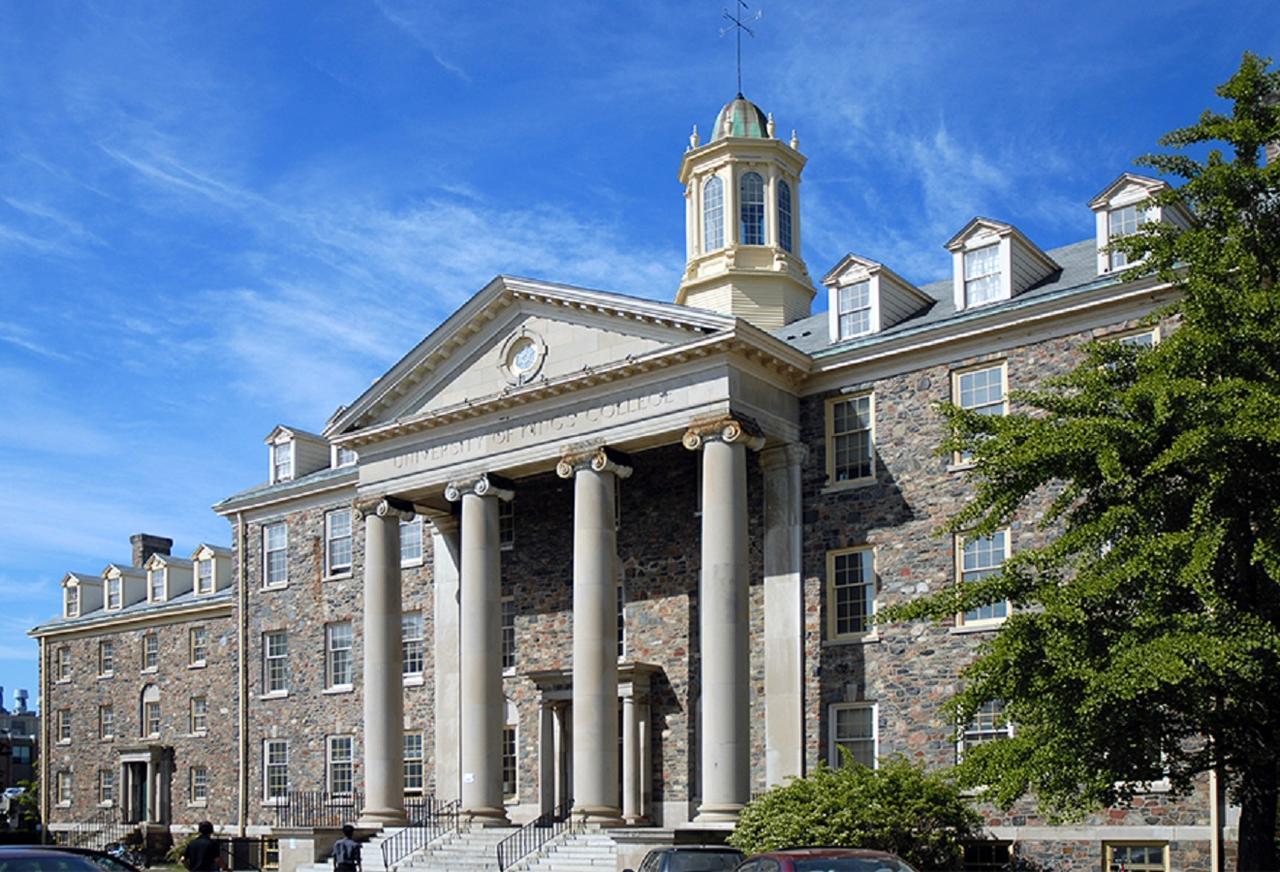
[702,176,724,252]
[739,171,765,245]
[963,244,1002,307]
[777,179,793,252]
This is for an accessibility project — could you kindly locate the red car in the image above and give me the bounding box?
[734,848,920,872]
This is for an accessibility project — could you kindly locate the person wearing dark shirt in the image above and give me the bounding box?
[181,821,225,872]
[331,824,362,872]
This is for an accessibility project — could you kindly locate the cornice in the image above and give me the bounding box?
[29,596,235,640]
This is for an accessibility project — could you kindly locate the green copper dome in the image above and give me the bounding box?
[711,94,770,141]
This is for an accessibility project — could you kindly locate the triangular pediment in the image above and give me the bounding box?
[327,275,734,436]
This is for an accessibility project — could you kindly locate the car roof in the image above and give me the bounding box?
[757,848,900,858]
[660,847,743,852]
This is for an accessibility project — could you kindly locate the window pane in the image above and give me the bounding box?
[964,245,1001,306]
[265,522,288,585]
[327,509,353,574]
[831,549,874,636]
[830,394,873,482]
[402,612,425,676]
[501,598,516,670]
[327,622,353,687]
[777,179,793,253]
[961,531,1008,623]
[400,518,423,563]
[703,176,724,252]
[832,704,876,768]
[739,172,765,245]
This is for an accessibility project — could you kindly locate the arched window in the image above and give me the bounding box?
[778,179,793,253]
[739,172,765,245]
[702,176,724,252]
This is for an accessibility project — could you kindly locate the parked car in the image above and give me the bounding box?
[626,845,745,872]
[0,848,108,872]
[1,789,24,800]
[42,847,142,872]
[734,848,920,872]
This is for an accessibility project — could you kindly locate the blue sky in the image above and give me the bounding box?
[0,1,1274,707]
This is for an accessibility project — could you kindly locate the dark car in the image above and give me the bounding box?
[626,845,745,872]
[0,848,114,872]
[734,848,920,872]
[42,847,143,872]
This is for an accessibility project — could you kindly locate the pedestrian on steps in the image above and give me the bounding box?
[331,824,362,872]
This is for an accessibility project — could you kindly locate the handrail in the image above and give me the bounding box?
[495,800,578,871]
[272,790,364,828]
[380,797,459,871]
[57,807,121,849]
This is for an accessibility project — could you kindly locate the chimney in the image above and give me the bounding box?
[131,533,172,568]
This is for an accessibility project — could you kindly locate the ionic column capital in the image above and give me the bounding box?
[759,443,809,471]
[354,496,417,523]
[556,445,634,480]
[445,473,515,503]
[682,415,766,452]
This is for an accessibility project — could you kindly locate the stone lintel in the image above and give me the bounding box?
[681,414,766,451]
[444,472,515,502]
[556,444,634,479]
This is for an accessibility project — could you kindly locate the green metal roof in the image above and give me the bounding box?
[712,94,769,141]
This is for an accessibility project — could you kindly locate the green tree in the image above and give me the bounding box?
[880,53,1280,870]
[727,756,982,869]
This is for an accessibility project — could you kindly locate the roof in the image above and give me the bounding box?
[29,586,234,636]
[265,424,327,444]
[214,463,357,513]
[712,94,769,141]
[774,237,1102,355]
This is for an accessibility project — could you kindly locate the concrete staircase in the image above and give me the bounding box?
[517,827,618,871]
[397,825,518,871]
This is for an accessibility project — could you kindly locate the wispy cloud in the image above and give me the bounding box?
[371,0,472,83]
[0,322,72,362]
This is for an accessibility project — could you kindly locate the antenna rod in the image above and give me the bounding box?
[721,1,757,96]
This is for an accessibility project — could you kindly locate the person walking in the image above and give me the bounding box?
[181,821,225,872]
[331,824,362,872]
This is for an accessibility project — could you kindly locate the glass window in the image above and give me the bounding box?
[963,244,1002,307]
[830,703,876,768]
[617,581,626,659]
[99,769,115,805]
[335,446,358,467]
[190,766,209,803]
[144,700,161,737]
[1117,328,1158,348]
[190,627,209,665]
[1108,205,1149,270]
[328,735,354,796]
[150,567,166,601]
[777,178,793,252]
[56,771,72,805]
[65,585,78,617]
[56,646,71,681]
[959,531,1009,625]
[828,547,875,638]
[99,640,114,675]
[836,280,873,338]
[326,509,353,575]
[702,175,724,252]
[960,700,1012,757]
[954,363,1006,464]
[326,621,354,688]
[190,696,208,734]
[404,732,425,794]
[1105,843,1168,871]
[107,577,122,609]
[962,843,1012,872]
[499,500,514,550]
[739,171,765,245]
[197,559,215,594]
[99,705,114,739]
[502,724,517,801]
[273,442,293,481]
[402,612,425,676]
[143,632,159,670]
[400,517,423,564]
[263,522,288,587]
[828,393,874,483]
[264,631,288,693]
[264,839,280,871]
[501,597,516,671]
[57,709,71,742]
[264,739,288,801]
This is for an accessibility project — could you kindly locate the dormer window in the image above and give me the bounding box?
[65,585,79,618]
[777,179,793,252]
[335,446,358,468]
[149,568,166,602]
[196,559,214,595]
[106,578,122,610]
[702,175,724,252]
[836,281,873,339]
[739,171,765,245]
[963,245,1002,307]
[1090,173,1190,276]
[272,442,293,483]
[1107,204,1148,270]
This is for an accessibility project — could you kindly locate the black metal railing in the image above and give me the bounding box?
[219,836,272,871]
[380,797,459,871]
[56,807,124,849]
[271,791,364,828]
[495,800,577,871]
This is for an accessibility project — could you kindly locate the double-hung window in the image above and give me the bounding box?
[702,175,724,252]
[326,622,354,689]
[739,171,765,245]
[56,771,72,806]
[335,446,358,467]
[263,522,288,587]
[272,442,293,482]
[264,739,288,801]
[829,702,877,768]
[400,517,423,565]
[777,179,793,252]
[142,633,159,671]
[264,631,288,694]
[499,500,515,550]
[107,578,122,610]
[1105,843,1168,871]
[502,723,517,802]
[402,612,424,677]
[57,709,71,743]
[99,640,114,676]
[827,547,875,639]
[150,567,166,602]
[959,700,1012,759]
[144,700,161,737]
[99,705,114,740]
[98,769,115,805]
[957,530,1010,626]
[325,509,353,576]
[327,736,354,796]
[836,280,873,339]
[56,646,71,682]
[501,597,516,671]
[826,393,874,484]
[953,363,1007,464]
[65,585,79,617]
[190,627,208,666]
[190,766,209,804]
[190,696,208,734]
[963,244,1002,307]
[196,559,214,594]
[1108,205,1150,271]
[404,732,425,794]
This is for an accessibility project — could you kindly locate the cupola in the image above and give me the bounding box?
[676,95,815,331]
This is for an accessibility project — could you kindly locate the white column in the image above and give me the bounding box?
[761,444,807,786]
[432,515,463,804]
[684,418,761,822]
[557,447,631,826]
[622,693,641,824]
[359,501,408,827]
[447,475,512,826]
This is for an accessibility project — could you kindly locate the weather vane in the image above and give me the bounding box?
[720,0,762,96]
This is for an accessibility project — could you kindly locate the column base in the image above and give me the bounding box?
[573,805,625,828]
[462,806,511,828]
[357,806,408,828]
[692,802,744,824]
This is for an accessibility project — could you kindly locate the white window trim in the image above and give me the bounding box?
[954,530,1012,631]
[326,735,355,796]
[325,622,354,691]
[401,611,425,679]
[99,705,114,740]
[949,361,1009,469]
[271,440,294,484]
[831,278,878,341]
[189,695,208,736]
[1108,325,1162,347]
[142,632,159,672]
[149,567,167,603]
[824,392,876,490]
[263,739,289,803]
[189,765,209,806]
[263,630,289,696]
[828,701,878,768]
[956,700,1015,763]
[324,508,354,578]
[332,445,358,469]
[55,646,71,683]
[499,499,515,551]
[195,559,215,596]
[825,546,878,642]
[105,577,123,611]
[400,516,424,568]
[262,521,288,589]
[403,731,425,795]
[951,233,1012,310]
[98,641,114,677]
[501,595,516,674]
[64,585,79,618]
[189,627,208,667]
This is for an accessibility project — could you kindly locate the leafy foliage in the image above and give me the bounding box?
[727,756,982,869]
[878,52,1280,868]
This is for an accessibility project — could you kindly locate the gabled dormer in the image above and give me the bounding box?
[945,218,1061,311]
[61,572,103,618]
[822,254,933,343]
[190,544,233,595]
[145,553,194,602]
[1089,173,1193,276]
[102,564,147,611]
[265,425,329,484]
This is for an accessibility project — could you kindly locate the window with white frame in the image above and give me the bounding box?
[272,441,293,482]
[1105,843,1168,872]
[335,446,358,468]
[106,577,122,610]
[836,280,873,339]
[739,171,765,245]
[190,766,209,804]
[963,244,1002,307]
[957,531,1010,626]
[190,626,209,666]
[325,508,353,576]
[326,621,354,689]
[1107,204,1150,271]
[264,631,288,694]
[56,646,71,682]
[190,696,208,734]
[263,522,288,587]
[827,547,875,639]
[403,732,424,794]
[99,704,114,740]
[501,597,516,671]
[702,175,724,253]
[149,567,166,601]
[57,709,71,743]
[829,702,877,768]
[98,769,115,805]
[196,559,214,594]
[400,517,424,565]
[1116,327,1159,348]
[499,500,514,550]
[826,393,874,484]
[502,702,518,802]
[56,770,71,805]
[617,581,626,659]
[402,612,424,677]
[264,739,289,801]
[99,640,114,676]
[953,363,1007,464]
[327,735,354,796]
[65,585,79,617]
[778,178,794,252]
[144,700,161,737]
[142,632,159,670]
[959,700,1012,759]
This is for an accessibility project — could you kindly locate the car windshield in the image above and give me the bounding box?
[669,852,742,871]
[793,859,917,872]
[0,856,102,872]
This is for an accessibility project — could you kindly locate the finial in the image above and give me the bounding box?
[720,0,761,96]
[690,124,700,149]
[790,129,799,150]
[767,112,775,138]
[723,113,733,138]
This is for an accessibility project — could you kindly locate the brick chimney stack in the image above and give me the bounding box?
[131,533,173,568]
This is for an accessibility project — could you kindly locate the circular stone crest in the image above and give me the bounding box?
[499,328,547,385]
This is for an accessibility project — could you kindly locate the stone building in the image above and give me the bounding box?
[30,93,1240,872]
